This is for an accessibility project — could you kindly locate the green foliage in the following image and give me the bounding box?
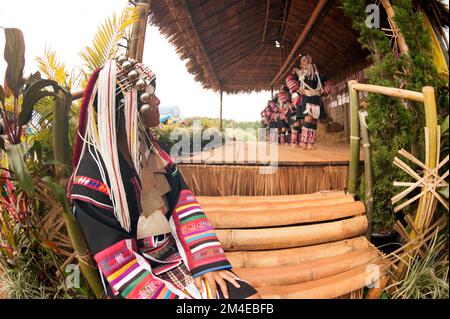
[6,142,35,197]
[342,0,413,231]
[388,230,449,299]
[393,0,449,159]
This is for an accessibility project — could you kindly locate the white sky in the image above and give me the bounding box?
[1,1,448,122]
[0,0,269,122]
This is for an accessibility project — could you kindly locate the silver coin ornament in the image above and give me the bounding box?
[129,59,137,66]
[140,92,151,104]
[127,70,139,82]
[117,55,128,64]
[135,79,146,91]
[122,61,132,72]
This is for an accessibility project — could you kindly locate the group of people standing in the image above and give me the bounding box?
[261,55,331,150]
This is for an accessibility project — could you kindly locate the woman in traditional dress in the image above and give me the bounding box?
[68,58,260,299]
[293,55,331,150]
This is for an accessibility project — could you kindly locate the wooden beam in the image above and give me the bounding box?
[219,89,223,130]
[164,0,221,89]
[271,0,332,86]
[129,2,150,62]
[262,0,271,43]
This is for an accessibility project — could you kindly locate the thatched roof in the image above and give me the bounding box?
[146,0,448,94]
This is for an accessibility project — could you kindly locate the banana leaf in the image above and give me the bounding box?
[19,78,59,127]
[3,28,25,98]
[6,142,34,197]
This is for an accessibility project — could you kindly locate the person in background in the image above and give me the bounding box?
[293,55,331,150]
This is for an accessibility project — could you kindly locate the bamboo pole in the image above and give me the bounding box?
[412,87,438,238]
[219,89,223,130]
[204,201,365,229]
[256,262,386,299]
[351,83,424,103]
[197,190,349,204]
[347,80,360,195]
[233,247,380,288]
[225,237,369,268]
[216,215,368,251]
[359,111,373,240]
[380,0,409,55]
[202,195,354,211]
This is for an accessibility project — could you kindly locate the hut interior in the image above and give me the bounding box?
[140,0,448,298]
[146,0,378,196]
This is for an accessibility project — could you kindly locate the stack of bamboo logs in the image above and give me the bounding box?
[198,191,387,299]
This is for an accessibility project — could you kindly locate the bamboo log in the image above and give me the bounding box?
[216,215,368,251]
[205,201,365,229]
[226,237,370,268]
[200,194,354,211]
[359,111,374,240]
[351,83,424,103]
[256,262,386,299]
[233,247,380,288]
[197,190,349,205]
[347,81,361,195]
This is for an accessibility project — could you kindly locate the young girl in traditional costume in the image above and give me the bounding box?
[293,55,331,150]
[285,72,300,146]
[69,58,260,299]
[277,86,292,145]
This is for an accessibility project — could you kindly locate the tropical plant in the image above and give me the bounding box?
[0,4,140,299]
[387,230,449,299]
[341,0,413,232]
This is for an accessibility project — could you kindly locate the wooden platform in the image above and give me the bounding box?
[178,143,363,196]
[181,142,361,166]
[199,191,387,299]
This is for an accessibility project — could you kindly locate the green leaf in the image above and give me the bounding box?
[20,90,56,127]
[3,28,25,98]
[6,142,35,197]
[441,116,449,134]
[24,71,42,87]
[438,187,449,200]
[41,176,70,213]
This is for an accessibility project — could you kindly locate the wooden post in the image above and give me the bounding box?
[347,80,360,196]
[129,2,150,62]
[411,86,438,237]
[359,111,373,240]
[219,89,223,130]
[380,0,409,55]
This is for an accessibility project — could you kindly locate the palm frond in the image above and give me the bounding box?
[78,6,139,77]
[35,47,80,90]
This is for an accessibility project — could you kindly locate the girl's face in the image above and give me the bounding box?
[301,58,309,70]
[140,93,160,128]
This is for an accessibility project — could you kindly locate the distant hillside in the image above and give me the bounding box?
[183,117,262,130]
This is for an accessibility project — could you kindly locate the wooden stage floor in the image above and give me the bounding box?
[179,142,362,166]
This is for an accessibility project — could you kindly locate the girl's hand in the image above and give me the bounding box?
[194,270,241,299]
